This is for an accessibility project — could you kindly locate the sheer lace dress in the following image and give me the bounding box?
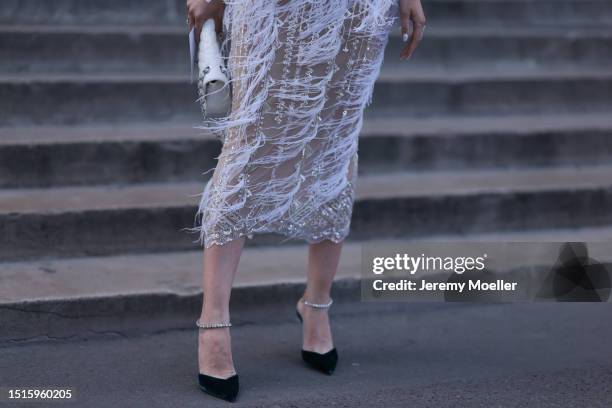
[193,0,398,248]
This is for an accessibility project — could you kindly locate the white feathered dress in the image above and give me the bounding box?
[193,0,399,248]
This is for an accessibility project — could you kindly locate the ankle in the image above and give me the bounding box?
[301,292,332,305]
[199,308,230,323]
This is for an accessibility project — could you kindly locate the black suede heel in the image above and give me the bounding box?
[301,348,338,375]
[296,302,339,375]
[196,319,239,402]
[198,373,239,402]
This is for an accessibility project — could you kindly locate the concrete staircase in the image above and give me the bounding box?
[1,0,612,343]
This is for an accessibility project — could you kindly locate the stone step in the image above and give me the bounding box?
[2,165,612,261]
[2,68,611,126]
[0,0,186,26]
[425,0,612,27]
[3,25,612,74]
[1,112,612,188]
[2,227,612,343]
[1,0,611,27]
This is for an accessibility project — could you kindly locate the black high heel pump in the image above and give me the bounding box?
[196,320,239,402]
[296,298,338,375]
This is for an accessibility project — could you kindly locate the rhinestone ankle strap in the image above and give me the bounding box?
[196,319,232,329]
[301,297,333,309]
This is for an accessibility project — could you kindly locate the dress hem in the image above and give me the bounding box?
[195,227,349,249]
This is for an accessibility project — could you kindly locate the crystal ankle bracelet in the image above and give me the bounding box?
[196,319,232,329]
[301,298,333,309]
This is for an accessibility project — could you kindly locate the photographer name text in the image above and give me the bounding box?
[372,279,517,292]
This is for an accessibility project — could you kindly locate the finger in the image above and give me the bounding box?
[216,17,224,34]
[186,1,192,27]
[188,13,194,31]
[400,23,424,60]
[214,15,223,35]
[400,7,426,60]
[214,5,225,35]
[399,7,411,45]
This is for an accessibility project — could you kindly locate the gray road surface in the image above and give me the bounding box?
[1,302,611,407]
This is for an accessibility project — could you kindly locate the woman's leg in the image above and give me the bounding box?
[198,237,246,378]
[297,239,343,353]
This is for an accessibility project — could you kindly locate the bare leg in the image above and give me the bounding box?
[198,237,246,379]
[297,239,343,353]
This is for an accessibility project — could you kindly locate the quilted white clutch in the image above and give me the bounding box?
[196,19,231,119]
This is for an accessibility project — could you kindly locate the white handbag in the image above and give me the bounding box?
[195,19,231,119]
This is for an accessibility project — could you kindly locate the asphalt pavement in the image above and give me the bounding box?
[1,301,611,407]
